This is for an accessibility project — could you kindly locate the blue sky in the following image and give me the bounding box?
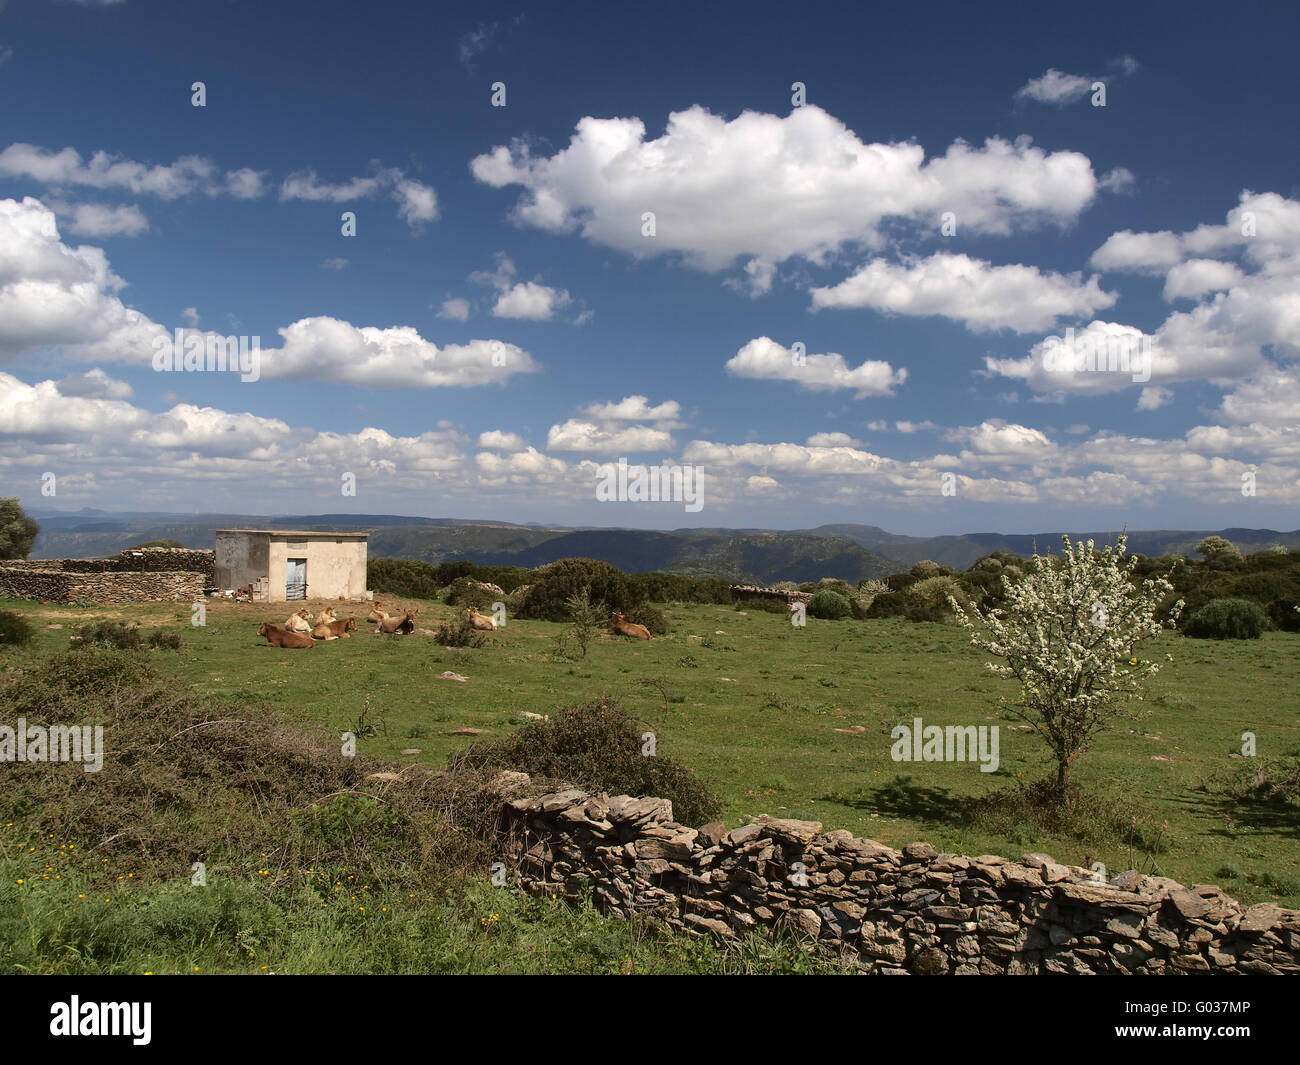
[1,0,1297,535]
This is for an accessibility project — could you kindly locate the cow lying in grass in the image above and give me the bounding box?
[467,607,497,631]
[611,611,651,640]
[377,610,417,635]
[284,608,314,633]
[310,617,357,640]
[366,605,391,624]
[257,621,315,648]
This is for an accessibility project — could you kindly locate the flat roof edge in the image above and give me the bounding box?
[215,529,369,538]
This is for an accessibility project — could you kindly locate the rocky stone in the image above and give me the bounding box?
[914,947,950,975]
[756,816,823,844]
[634,836,696,862]
[724,822,763,847]
[683,913,734,937]
[1168,889,1213,921]
[1238,903,1283,933]
[540,789,587,812]
[697,821,727,847]
[786,908,822,938]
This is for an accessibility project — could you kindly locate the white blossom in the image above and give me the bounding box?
[951,535,1183,794]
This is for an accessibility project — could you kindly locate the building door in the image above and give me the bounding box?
[286,558,307,600]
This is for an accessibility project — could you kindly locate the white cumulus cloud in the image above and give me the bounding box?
[810,252,1115,332]
[725,336,906,397]
[472,105,1101,277]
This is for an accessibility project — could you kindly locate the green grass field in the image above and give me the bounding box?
[6,592,1298,909]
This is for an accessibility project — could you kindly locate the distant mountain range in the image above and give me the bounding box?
[23,508,1300,584]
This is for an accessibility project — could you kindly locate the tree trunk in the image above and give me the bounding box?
[1055,756,1072,804]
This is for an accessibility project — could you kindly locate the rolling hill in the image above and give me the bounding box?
[22,508,1300,584]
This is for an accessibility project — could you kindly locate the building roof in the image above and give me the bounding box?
[215,529,369,539]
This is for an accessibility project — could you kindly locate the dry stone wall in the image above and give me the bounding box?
[731,585,813,606]
[68,571,207,604]
[0,567,208,604]
[8,548,214,576]
[494,774,1300,975]
[0,569,72,602]
[0,549,213,603]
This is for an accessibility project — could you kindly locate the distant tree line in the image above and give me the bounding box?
[366,534,1299,640]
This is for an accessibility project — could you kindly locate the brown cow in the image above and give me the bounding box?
[611,611,650,640]
[310,617,357,640]
[377,610,417,635]
[257,621,315,649]
[366,605,391,624]
[467,607,497,631]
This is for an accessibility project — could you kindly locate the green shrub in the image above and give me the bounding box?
[518,558,636,622]
[1183,598,1268,640]
[627,573,730,605]
[816,577,854,594]
[147,630,182,651]
[1196,535,1243,568]
[0,609,34,648]
[622,604,669,635]
[445,576,504,609]
[1267,599,1300,632]
[865,591,907,618]
[565,586,606,658]
[74,620,143,651]
[885,572,918,592]
[964,778,1166,850]
[0,647,492,890]
[807,589,852,620]
[742,596,792,614]
[850,579,888,619]
[6,647,156,721]
[447,695,721,827]
[903,575,967,623]
[462,565,534,593]
[1205,754,1300,806]
[433,617,487,648]
[910,560,941,579]
[0,497,40,560]
[367,558,442,600]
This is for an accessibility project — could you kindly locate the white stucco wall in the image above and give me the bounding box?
[214,531,367,601]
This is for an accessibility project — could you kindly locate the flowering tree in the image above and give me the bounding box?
[951,535,1183,800]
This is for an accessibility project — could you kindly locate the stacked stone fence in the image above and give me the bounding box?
[493,774,1300,974]
[1,548,214,603]
[731,585,814,607]
[7,547,214,576]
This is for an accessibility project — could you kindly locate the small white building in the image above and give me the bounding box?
[214,529,369,602]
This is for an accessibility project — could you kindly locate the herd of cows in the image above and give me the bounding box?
[255,604,419,648]
[254,603,653,649]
